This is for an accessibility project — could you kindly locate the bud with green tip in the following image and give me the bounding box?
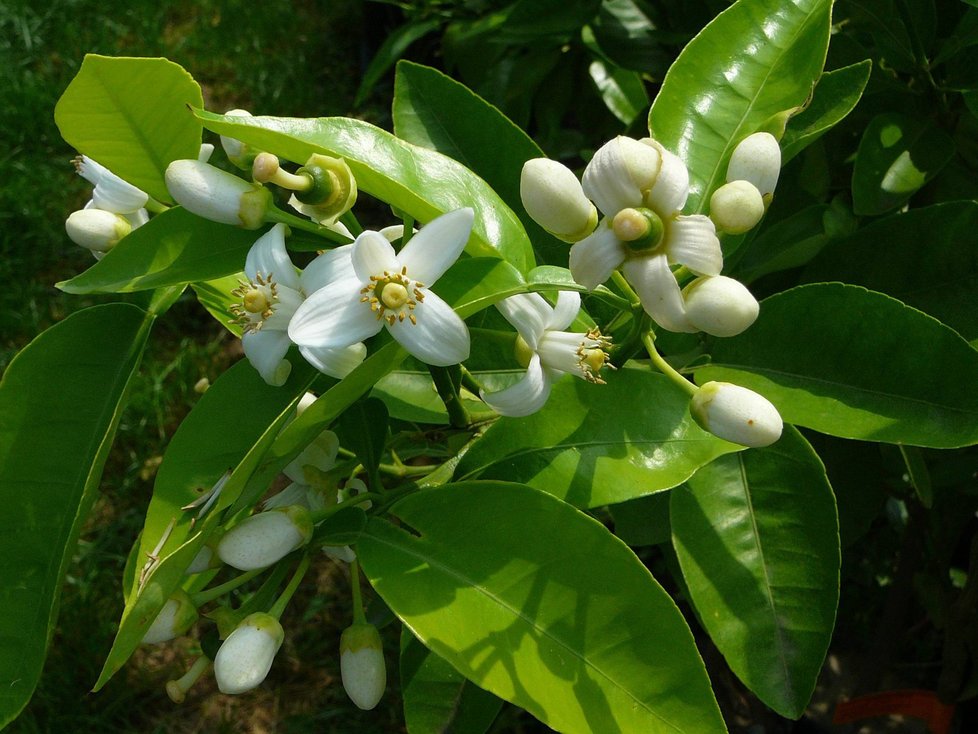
[709,180,765,234]
[690,381,783,448]
[340,623,386,710]
[683,275,759,337]
[65,209,132,253]
[165,159,272,229]
[213,612,285,694]
[520,158,597,242]
[726,132,781,202]
[141,589,198,644]
[217,505,313,571]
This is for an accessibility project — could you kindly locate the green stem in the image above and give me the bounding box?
[340,210,363,236]
[350,559,366,623]
[333,447,434,478]
[401,213,415,245]
[642,331,697,397]
[308,491,383,525]
[191,568,263,607]
[145,197,169,214]
[459,365,483,395]
[428,365,470,428]
[265,205,351,243]
[268,553,311,620]
[611,270,641,306]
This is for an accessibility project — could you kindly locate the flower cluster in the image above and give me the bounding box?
[65,156,150,257]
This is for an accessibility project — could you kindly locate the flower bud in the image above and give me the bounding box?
[709,181,765,234]
[65,209,132,252]
[520,158,597,242]
[220,109,258,170]
[217,506,313,571]
[690,382,783,448]
[726,132,781,200]
[141,589,198,644]
[214,612,284,694]
[340,623,386,710]
[185,541,222,575]
[683,276,759,337]
[165,159,271,229]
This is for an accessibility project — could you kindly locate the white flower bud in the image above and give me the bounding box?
[217,506,313,571]
[690,381,783,448]
[709,181,765,234]
[214,612,284,694]
[683,276,759,337]
[582,136,662,217]
[185,542,221,574]
[141,589,198,644]
[220,109,256,170]
[165,159,271,229]
[520,158,597,242]
[340,623,386,710]
[726,132,781,199]
[65,209,132,252]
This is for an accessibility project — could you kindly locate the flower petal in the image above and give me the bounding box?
[398,208,474,284]
[495,292,551,349]
[299,342,367,379]
[242,329,293,386]
[352,231,399,281]
[665,215,722,276]
[388,291,469,366]
[623,254,695,333]
[263,285,304,331]
[76,156,149,213]
[645,140,690,215]
[301,244,356,294]
[289,278,383,349]
[568,222,627,289]
[481,355,552,417]
[582,137,660,217]
[285,429,339,483]
[547,290,581,331]
[245,224,302,291]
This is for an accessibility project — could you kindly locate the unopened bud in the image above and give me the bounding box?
[214,612,285,694]
[727,132,781,201]
[683,276,759,337]
[340,623,386,710]
[690,381,783,448]
[709,181,765,234]
[141,589,198,644]
[65,209,132,252]
[520,158,597,242]
[220,109,258,170]
[165,159,271,229]
[217,506,313,571]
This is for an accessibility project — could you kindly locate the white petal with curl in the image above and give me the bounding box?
[399,208,474,285]
[582,137,653,217]
[289,278,383,348]
[568,223,627,289]
[352,231,399,281]
[665,215,722,276]
[301,244,356,294]
[242,329,293,386]
[547,290,581,331]
[495,292,551,349]
[481,355,552,417]
[623,254,695,333]
[645,141,689,215]
[388,291,469,366]
[299,342,367,379]
[246,224,302,291]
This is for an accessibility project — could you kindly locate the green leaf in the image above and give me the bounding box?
[371,369,487,425]
[899,445,933,508]
[648,0,832,212]
[193,110,534,273]
[0,304,151,727]
[851,112,955,215]
[58,207,259,294]
[192,273,244,337]
[400,629,503,734]
[670,427,840,718]
[587,59,649,126]
[359,481,726,733]
[695,283,978,448]
[337,397,389,491]
[726,204,831,285]
[610,491,673,547]
[392,61,566,266]
[801,202,978,345]
[437,257,526,318]
[781,60,872,163]
[497,0,601,40]
[312,506,367,547]
[54,55,203,203]
[455,367,742,508]
[355,18,443,106]
[590,0,673,74]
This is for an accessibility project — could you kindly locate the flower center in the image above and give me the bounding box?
[612,207,665,253]
[230,274,278,333]
[576,329,614,384]
[360,267,426,327]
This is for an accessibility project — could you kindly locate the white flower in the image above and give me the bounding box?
[558,136,723,333]
[682,275,759,337]
[217,505,313,571]
[709,180,765,234]
[689,381,783,448]
[289,208,473,367]
[231,224,367,386]
[481,290,612,417]
[214,612,285,694]
[165,159,271,229]
[727,132,781,200]
[74,155,149,215]
[141,590,198,644]
[262,429,339,511]
[520,158,597,242]
[340,623,386,710]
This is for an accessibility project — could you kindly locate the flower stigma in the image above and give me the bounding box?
[360,266,425,326]
[230,274,278,333]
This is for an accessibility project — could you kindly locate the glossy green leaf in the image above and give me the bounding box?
[590,0,673,74]
[648,0,832,212]
[371,369,487,425]
[359,482,726,734]
[588,60,649,125]
[54,55,203,203]
[726,204,831,284]
[0,304,151,726]
[312,506,367,547]
[400,629,503,734]
[455,367,742,508]
[437,257,526,318]
[851,112,955,215]
[695,283,978,448]
[610,491,672,547]
[781,60,872,163]
[670,427,840,718]
[801,202,978,345]
[355,18,442,106]
[194,110,534,273]
[58,207,259,294]
[392,61,566,266]
[337,398,388,491]
[192,273,244,337]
